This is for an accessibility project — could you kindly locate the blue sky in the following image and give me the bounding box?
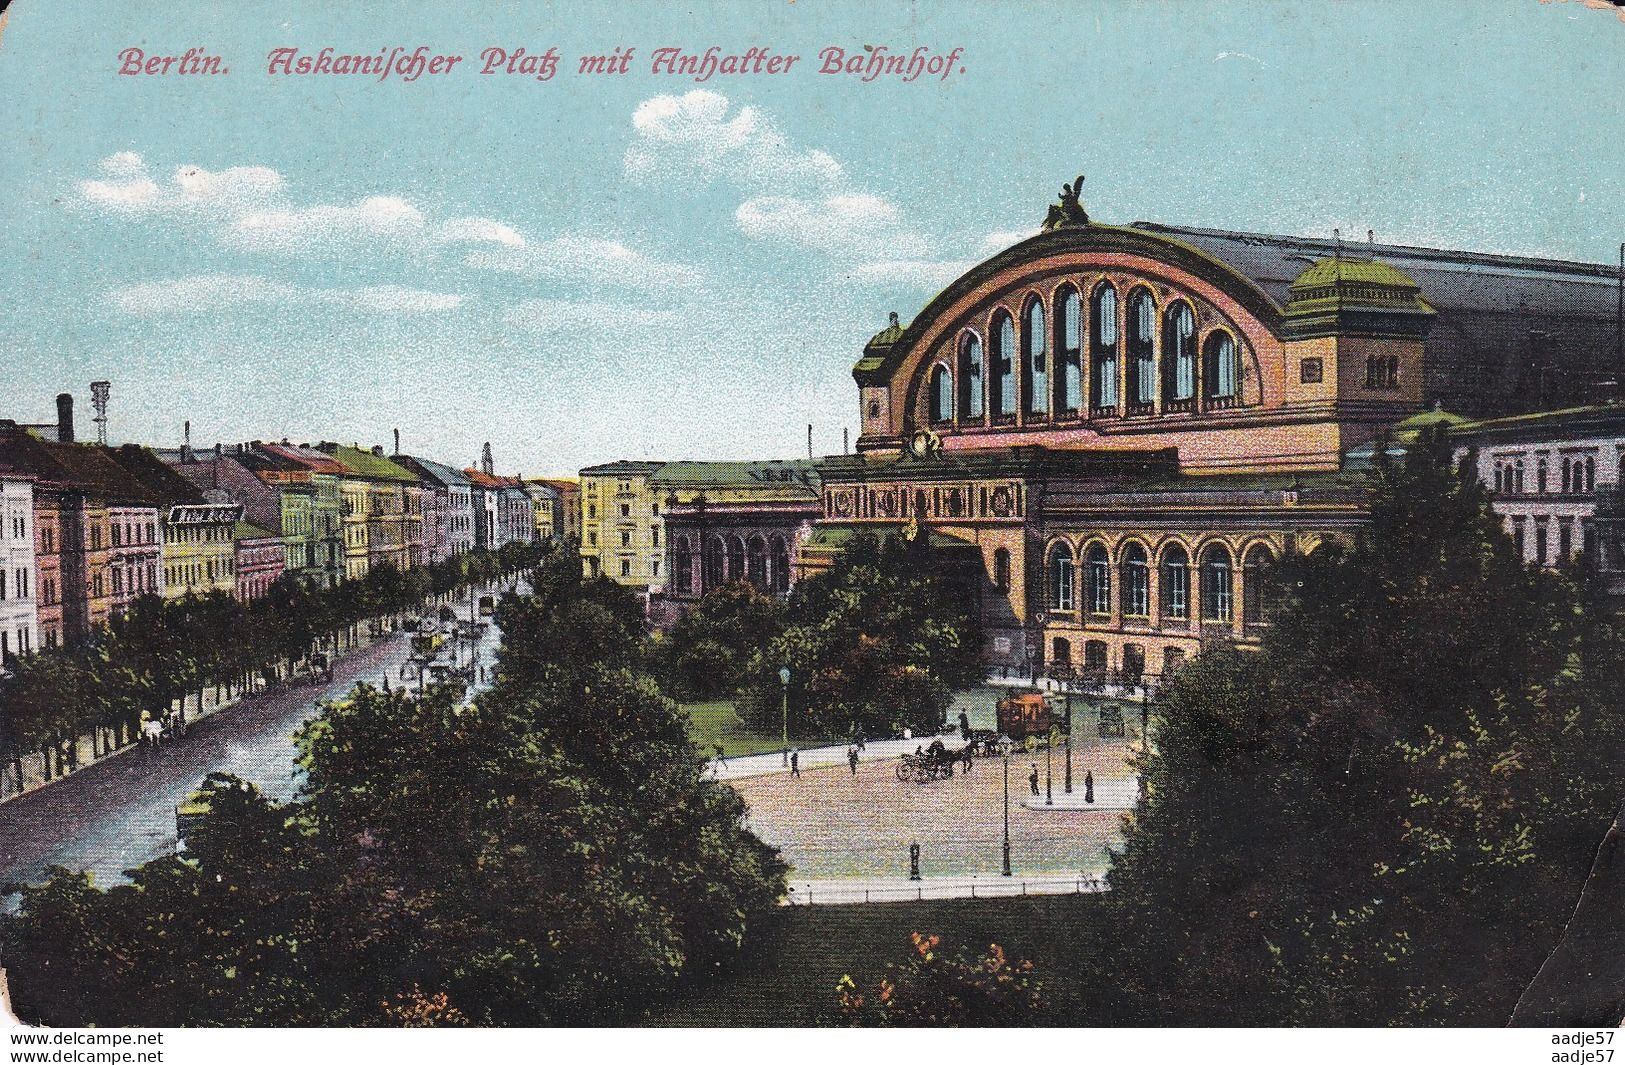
[1,0,1623,476]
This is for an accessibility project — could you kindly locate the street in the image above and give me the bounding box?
[0,600,507,894]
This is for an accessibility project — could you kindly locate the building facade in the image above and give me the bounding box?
[829,185,1625,677]
[0,474,38,666]
[657,460,822,603]
[233,521,285,601]
[579,461,665,587]
[395,455,474,561]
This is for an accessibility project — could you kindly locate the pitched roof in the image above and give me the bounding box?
[0,429,158,503]
[318,444,418,483]
[394,454,471,488]
[107,445,208,506]
[233,520,280,541]
[650,459,821,494]
[259,442,351,476]
[579,460,665,477]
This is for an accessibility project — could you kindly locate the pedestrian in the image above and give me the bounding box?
[1029,764,1040,797]
[961,747,973,775]
[790,749,800,779]
[848,747,859,776]
[958,710,971,740]
[713,743,727,768]
[1084,769,1095,804]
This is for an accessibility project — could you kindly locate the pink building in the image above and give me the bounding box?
[233,521,284,602]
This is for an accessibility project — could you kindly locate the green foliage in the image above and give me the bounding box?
[739,532,982,738]
[1101,429,1625,1025]
[832,932,1047,1026]
[658,580,786,699]
[0,544,544,788]
[0,547,785,1027]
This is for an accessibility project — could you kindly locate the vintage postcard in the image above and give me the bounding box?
[1,0,1624,1053]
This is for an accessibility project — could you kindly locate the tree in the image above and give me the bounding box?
[740,532,981,738]
[833,932,1047,1026]
[657,580,785,699]
[1100,429,1625,1025]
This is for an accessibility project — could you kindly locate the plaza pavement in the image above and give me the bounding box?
[784,872,1108,906]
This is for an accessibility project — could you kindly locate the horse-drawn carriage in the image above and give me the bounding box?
[896,739,974,783]
[996,691,1069,743]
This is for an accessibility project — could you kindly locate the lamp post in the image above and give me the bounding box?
[999,735,1013,876]
[779,666,791,766]
[1064,677,1074,794]
[1045,732,1053,806]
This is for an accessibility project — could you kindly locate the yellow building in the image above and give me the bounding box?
[578,461,664,588]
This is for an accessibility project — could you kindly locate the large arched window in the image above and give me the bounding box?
[702,535,725,591]
[958,332,984,420]
[1089,284,1119,412]
[674,535,695,595]
[1203,331,1239,403]
[725,535,746,583]
[745,535,768,589]
[1242,544,1274,625]
[1121,542,1150,617]
[1023,298,1048,418]
[1587,455,1597,492]
[991,312,1016,419]
[1161,544,1189,620]
[928,363,953,425]
[992,547,1011,592]
[1055,285,1083,417]
[1202,543,1234,622]
[1085,543,1111,614]
[1162,302,1196,407]
[770,534,791,594]
[1126,288,1156,411]
[1048,542,1075,612]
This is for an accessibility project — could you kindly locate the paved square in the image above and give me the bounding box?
[730,736,1136,880]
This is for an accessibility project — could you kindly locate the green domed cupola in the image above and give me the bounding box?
[1283,255,1435,339]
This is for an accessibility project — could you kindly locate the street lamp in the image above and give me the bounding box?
[999,735,1013,877]
[1045,730,1053,806]
[1064,677,1074,794]
[779,666,791,766]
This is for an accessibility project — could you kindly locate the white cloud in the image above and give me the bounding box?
[435,216,525,248]
[77,152,284,213]
[625,90,842,192]
[504,298,682,334]
[467,235,701,288]
[979,229,1039,254]
[110,274,462,315]
[735,192,930,259]
[226,195,426,253]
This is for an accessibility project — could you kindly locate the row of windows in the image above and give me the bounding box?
[927,284,1245,427]
[0,567,28,601]
[673,533,793,596]
[1037,541,1275,625]
[110,521,158,547]
[1492,454,1609,496]
[166,558,235,587]
[0,625,34,663]
[1050,638,1183,683]
[1510,515,1590,566]
[7,515,27,540]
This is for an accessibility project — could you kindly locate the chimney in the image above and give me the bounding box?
[372,445,384,456]
[807,424,813,461]
[393,428,400,455]
[182,420,192,462]
[55,392,74,443]
[843,427,850,455]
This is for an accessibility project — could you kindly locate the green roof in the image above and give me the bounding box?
[650,459,819,492]
[234,520,279,541]
[1289,256,1422,292]
[322,445,418,483]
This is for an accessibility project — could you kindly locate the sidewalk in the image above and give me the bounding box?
[1019,777,1139,811]
[712,734,966,782]
[783,873,1109,906]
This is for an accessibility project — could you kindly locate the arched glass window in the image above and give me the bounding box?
[1562,458,1572,494]
[1202,544,1234,622]
[702,535,725,591]
[725,536,746,582]
[1090,284,1119,411]
[1023,299,1048,417]
[1163,302,1196,404]
[1494,464,1504,493]
[1204,331,1238,401]
[1587,456,1597,492]
[770,534,791,594]
[1085,543,1111,614]
[929,363,953,425]
[1126,288,1156,410]
[1121,543,1149,617]
[993,547,1011,592]
[1538,459,1548,494]
[674,535,695,595]
[958,332,984,420]
[1242,544,1273,625]
[746,536,768,589]
[991,312,1016,418]
[1048,543,1075,611]
[1056,285,1083,416]
[1161,544,1189,620]
[1515,460,1525,494]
